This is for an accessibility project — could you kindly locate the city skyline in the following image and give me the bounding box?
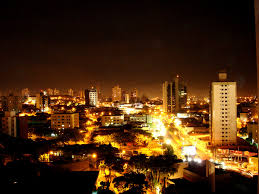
[0,1,256,97]
[0,1,258,192]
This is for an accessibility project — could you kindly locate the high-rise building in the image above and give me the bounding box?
[174,76,187,112]
[112,85,122,102]
[130,88,138,103]
[68,88,74,96]
[121,90,130,103]
[17,116,28,139]
[96,84,103,103]
[36,92,49,112]
[54,88,60,95]
[1,111,17,137]
[163,81,173,113]
[1,111,28,138]
[162,75,187,113]
[79,89,85,98]
[85,88,98,107]
[210,72,237,146]
[125,93,130,104]
[21,88,30,97]
[47,88,54,96]
[1,94,22,112]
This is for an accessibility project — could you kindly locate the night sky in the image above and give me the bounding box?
[0,1,256,97]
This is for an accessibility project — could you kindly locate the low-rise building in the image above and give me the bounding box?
[125,114,152,124]
[101,115,124,127]
[51,113,79,129]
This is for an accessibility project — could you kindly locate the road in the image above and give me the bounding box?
[151,113,256,178]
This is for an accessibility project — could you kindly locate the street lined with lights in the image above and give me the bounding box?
[150,111,257,178]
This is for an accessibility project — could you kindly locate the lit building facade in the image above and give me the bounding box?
[101,115,124,127]
[1,111,28,138]
[1,94,22,112]
[79,89,85,98]
[130,88,138,103]
[1,111,17,137]
[112,85,122,102]
[174,76,187,112]
[127,114,152,124]
[125,93,130,104]
[162,75,187,113]
[21,88,30,97]
[210,72,237,146]
[51,113,79,129]
[85,88,98,107]
[36,92,49,112]
[122,90,130,104]
[47,88,54,96]
[163,81,173,113]
[53,88,60,95]
[68,88,74,96]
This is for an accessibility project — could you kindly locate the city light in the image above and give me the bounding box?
[0,1,257,193]
[165,139,171,145]
[174,118,182,127]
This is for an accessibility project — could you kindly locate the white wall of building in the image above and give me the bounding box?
[211,82,237,146]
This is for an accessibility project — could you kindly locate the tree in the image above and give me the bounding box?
[113,172,148,194]
[239,127,247,136]
[162,184,177,194]
[97,181,115,194]
[113,132,136,147]
[147,155,179,191]
[93,135,116,146]
[129,154,148,173]
[59,128,84,143]
[163,144,175,156]
[100,154,125,183]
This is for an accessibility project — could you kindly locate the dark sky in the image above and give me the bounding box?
[0,0,256,97]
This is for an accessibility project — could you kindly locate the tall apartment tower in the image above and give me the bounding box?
[68,88,74,96]
[1,111,17,137]
[53,88,60,95]
[174,76,187,112]
[210,72,237,146]
[162,75,187,113]
[1,94,23,113]
[79,89,85,98]
[1,111,28,138]
[125,93,130,104]
[163,81,173,113]
[85,88,98,107]
[112,85,122,102]
[21,88,30,97]
[47,88,54,96]
[130,88,138,103]
[36,92,49,112]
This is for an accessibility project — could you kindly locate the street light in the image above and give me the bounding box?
[92,153,97,159]
[165,139,171,145]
